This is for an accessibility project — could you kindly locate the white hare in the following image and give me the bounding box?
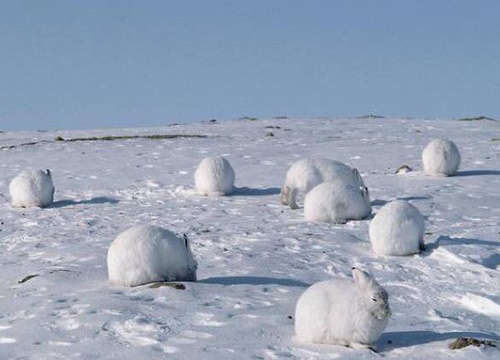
[107,225,198,287]
[281,158,365,209]
[295,267,391,349]
[9,169,55,208]
[195,156,235,196]
[369,200,425,256]
[422,139,460,176]
[304,181,371,223]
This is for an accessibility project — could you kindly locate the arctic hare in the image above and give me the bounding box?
[107,225,198,286]
[304,181,371,223]
[9,169,55,208]
[281,158,365,209]
[369,200,425,256]
[195,156,235,196]
[422,139,460,176]
[295,267,391,349]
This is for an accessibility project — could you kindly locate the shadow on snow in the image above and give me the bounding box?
[422,236,500,268]
[372,196,432,207]
[430,235,499,248]
[231,187,281,197]
[198,276,309,287]
[50,196,119,208]
[456,170,500,177]
[378,330,500,351]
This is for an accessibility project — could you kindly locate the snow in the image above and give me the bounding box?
[0,117,499,359]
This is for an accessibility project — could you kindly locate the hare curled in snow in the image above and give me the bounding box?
[304,181,371,223]
[369,200,425,256]
[107,225,198,287]
[295,267,391,349]
[281,158,366,209]
[9,169,55,208]
[422,138,461,176]
[195,156,235,196]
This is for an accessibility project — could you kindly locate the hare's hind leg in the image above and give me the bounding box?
[349,341,372,350]
[289,188,299,209]
[280,185,291,206]
[281,186,299,209]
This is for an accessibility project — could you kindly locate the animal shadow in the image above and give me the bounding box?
[456,170,500,177]
[423,235,499,255]
[231,187,281,197]
[397,196,432,201]
[371,199,388,206]
[198,276,309,287]
[378,330,500,352]
[50,196,119,208]
[372,196,431,207]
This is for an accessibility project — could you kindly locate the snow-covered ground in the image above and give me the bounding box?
[0,117,499,359]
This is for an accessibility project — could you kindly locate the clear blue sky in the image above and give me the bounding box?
[1,1,499,131]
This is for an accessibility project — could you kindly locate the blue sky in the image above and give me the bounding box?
[1,1,499,130]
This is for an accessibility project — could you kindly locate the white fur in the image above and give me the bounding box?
[107,225,198,287]
[9,169,55,208]
[195,156,235,196]
[304,181,371,223]
[281,158,365,209]
[295,268,391,348]
[422,139,461,176]
[369,200,425,256]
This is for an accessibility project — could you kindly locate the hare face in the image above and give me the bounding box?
[363,287,391,320]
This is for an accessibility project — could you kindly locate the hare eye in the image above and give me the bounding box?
[371,298,377,302]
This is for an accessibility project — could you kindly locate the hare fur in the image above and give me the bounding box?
[9,169,55,208]
[281,158,365,209]
[107,225,198,287]
[295,268,391,348]
[422,139,460,176]
[369,200,425,256]
[195,156,235,196]
[304,181,371,223]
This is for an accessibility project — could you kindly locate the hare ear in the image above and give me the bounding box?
[359,186,369,198]
[182,233,189,249]
[46,169,51,176]
[352,168,362,183]
[352,267,373,289]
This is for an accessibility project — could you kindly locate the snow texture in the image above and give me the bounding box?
[9,168,55,208]
[304,181,371,223]
[0,117,499,359]
[194,156,235,196]
[281,158,364,209]
[295,268,390,348]
[369,200,425,256]
[422,138,461,176]
[107,225,197,286]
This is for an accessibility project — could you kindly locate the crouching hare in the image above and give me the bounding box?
[422,138,460,176]
[304,181,372,223]
[195,156,235,196]
[295,267,391,349]
[369,200,425,256]
[281,158,365,209]
[107,225,198,287]
[9,169,55,208]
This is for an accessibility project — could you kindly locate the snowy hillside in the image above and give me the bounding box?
[0,117,499,359]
